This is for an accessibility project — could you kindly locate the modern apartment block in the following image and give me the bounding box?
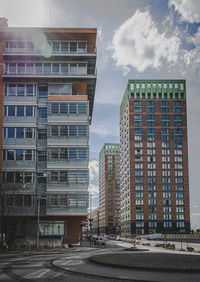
[0,18,97,244]
[99,143,120,234]
[120,80,190,236]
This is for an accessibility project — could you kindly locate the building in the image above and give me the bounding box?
[99,143,120,235]
[120,80,190,236]
[0,18,97,244]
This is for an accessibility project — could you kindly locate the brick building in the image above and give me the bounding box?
[99,143,120,235]
[0,18,97,244]
[120,80,190,236]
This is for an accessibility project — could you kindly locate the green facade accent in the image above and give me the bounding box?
[120,79,186,118]
[99,143,120,161]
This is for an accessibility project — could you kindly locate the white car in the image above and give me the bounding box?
[95,237,105,245]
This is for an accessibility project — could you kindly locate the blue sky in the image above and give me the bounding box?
[1,0,200,229]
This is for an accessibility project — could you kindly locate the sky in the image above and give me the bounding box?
[1,0,200,229]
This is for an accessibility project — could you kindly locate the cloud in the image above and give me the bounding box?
[112,9,200,76]
[112,9,180,73]
[169,0,200,23]
[191,213,200,229]
[88,160,99,209]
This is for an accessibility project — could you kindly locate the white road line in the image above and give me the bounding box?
[0,272,9,280]
[24,268,45,278]
[52,272,62,278]
[34,269,50,278]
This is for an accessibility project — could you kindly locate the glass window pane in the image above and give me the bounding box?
[51,103,59,114]
[69,148,77,159]
[25,128,33,138]
[38,85,48,97]
[9,63,16,74]
[38,108,47,118]
[78,42,86,53]
[35,63,42,74]
[60,103,68,114]
[8,106,15,116]
[61,42,68,53]
[8,85,16,96]
[18,63,25,74]
[60,148,68,159]
[26,106,33,116]
[17,106,24,116]
[16,127,24,138]
[78,125,87,136]
[52,63,59,74]
[17,85,25,96]
[69,103,77,114]
[61,63,68,74]
[7,150,14,160]
[26,85,34,96]
[15,172,23,183]
[26,63,33,74]
[52,42,59,53]
[25,150,32,160]
[8,128,15,138]
[16,149,23,160]
[78,103,87,114]
[60,125,68,136]
[69,125,77,136]
[70,42,77,52]
[44,63,51,74]
[7,172,14,183]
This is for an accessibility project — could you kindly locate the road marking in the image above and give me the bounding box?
[24,268,45,278]
[52,272,62,278]
[0,272,9,280]
[34,269,50,278]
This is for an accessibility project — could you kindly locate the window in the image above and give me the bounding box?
[17,85,25,96]
[51,103,59,114]
[26,63,33,74]
[16,128,24,138]
[25,128,33,138]
[60,125,68,136]
[51,148,58,159]
[70,42,77,52]
[78,103,87,114]
[38,85,48,97]
[7,150,14,160]
[17,106,24,116]
[52,63,59,74]
[69,148,77,159]
[38,108,47,118]
[16,149,23,160]
[7,106,15,116]
[18,63,25,74]
[134,121,142,127]
[44,63,51,74]
[25,150,32,161]
[26,85,34,96]
[7,128,15,138]
[61,42,68,53]
[69,103,77,114]
[69,125,77,136]
[52,42,59,53]
[60,103,68,114]
[78,125,87,136]
[26,106,33,116]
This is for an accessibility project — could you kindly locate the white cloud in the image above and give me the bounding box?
[169,0,200,23]
[191,213,200,230]
[90,122,119,137]
[112,9,200,76]
[112,9,180,73]
[88,160,99,210]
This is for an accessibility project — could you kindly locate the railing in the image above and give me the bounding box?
[3,63,96,76]
[4,45,96,55]
[3,160,36,168]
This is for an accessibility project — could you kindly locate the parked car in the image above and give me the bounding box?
[95,237,105,245]
[109,234,116,240]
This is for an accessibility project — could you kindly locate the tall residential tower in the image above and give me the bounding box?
[99,143,120,235]
[0,18,97,244]
[120,80,190,236]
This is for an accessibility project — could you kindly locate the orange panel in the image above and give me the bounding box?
[48,96,88,101]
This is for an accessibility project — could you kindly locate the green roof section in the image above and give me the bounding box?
[120,79,186,118]
[99,143,120,161]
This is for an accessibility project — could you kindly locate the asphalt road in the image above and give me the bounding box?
[0,240,200,282]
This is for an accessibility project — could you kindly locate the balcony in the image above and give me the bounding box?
[47,113,88,123]
[4,206,36,216]
[47,136,88,146]
[3,160,36,169]
[47,159,88,169]
[3,138,36,147]
[3,41,96,57]
[46,182,88,192]
[46,206,87,216]
[3,116,36,125]
[3,62,96,78]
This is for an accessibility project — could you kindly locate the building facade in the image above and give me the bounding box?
[120,80,190,236]
[99,143,120,235]
[0,18,97,244]
[89,207,99,235]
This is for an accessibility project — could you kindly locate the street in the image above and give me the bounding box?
[0,239,200,282]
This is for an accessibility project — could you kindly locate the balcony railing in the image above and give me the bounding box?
[4,42,96,55]
[3,63,96,77]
